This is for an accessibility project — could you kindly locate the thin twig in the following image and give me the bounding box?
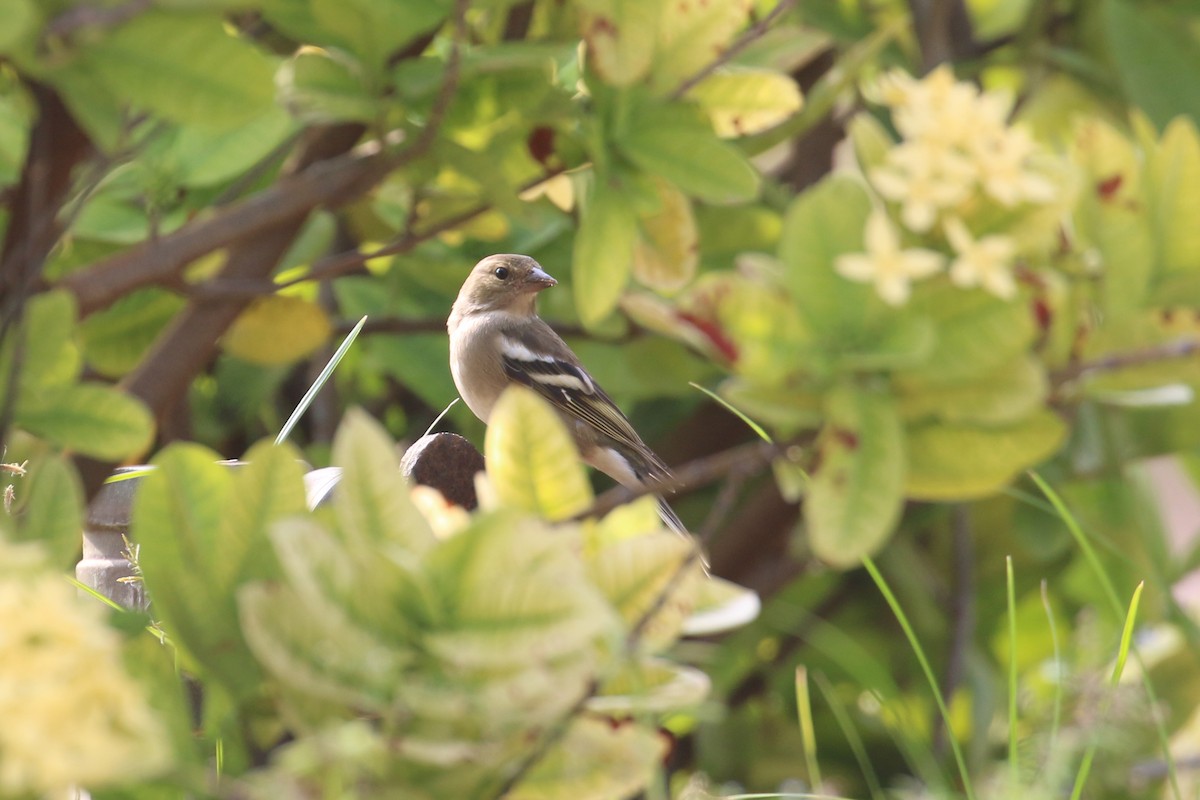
[581,438,795,521]
[1051,338,1200,385]
[670,0,799,98]
[698,469,750,543]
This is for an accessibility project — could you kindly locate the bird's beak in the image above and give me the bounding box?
[527,267,557,290]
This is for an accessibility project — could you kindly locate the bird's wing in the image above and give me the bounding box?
[497,320,672,480]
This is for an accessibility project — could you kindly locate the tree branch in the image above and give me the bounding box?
[1051,338,1200,386]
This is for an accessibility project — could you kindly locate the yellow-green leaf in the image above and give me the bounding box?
[650,0,752,91]
[688,67,803,137]
[222,295,332,365]
[15,453,83,568]
[576,0,663,87]
[632,177,698,292]
[905,411,1067,500]
[1147,116,1200,276]
[509,717,667,800]
[806,386,904,567]
[78,289,185,378]
[573,178,637,327]
[86,12,276,130]
[484,387,593,520]
[590,657,711,713]
[16,383,153,460]
[332,408,436,561]
[898,355,1048,425]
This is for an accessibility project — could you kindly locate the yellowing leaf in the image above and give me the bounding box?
[509,717,667,800]
[577,0,663,87]
[905,411,1067,501]
[222,295,331,365]
[689,68,803,137]
[573,179,637,327]
[897,355,1048,425]
[485,387,593,520]
[650,0,753,91]
[1147,116,1200,276]
[633,177,698,292]
[807,386,904,568]
[590,657,711,713]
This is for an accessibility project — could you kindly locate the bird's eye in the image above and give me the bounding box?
[493,266,510,280]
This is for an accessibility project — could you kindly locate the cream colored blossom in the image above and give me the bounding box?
[971,125,1057,206]
[870,141,976,232]
[0,540,171,795]
[836,210,944,305]
[944,217,1018,299]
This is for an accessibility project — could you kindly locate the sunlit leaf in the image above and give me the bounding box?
[222,294,332,365]
[16,383,153,460]
[576,0,663,87]
[1146,117,1200,277]
[778,176,875,339]
[484,387,593,520]
[171,105,298,186]
[508,717,667,800]
[311,0,451,70]
[224,440,308,584]
[688,67,803,137]
[618,102,760,204]
[589,657,711,713]
[650,0,753,91]
[86,12,276,129]
[332,408,437,562]
[905,411,1067,500]
[277,46,379,124]
[806,385,904,567]
[0,0,35,52]
[632,177,698,292]
[78,289,185,378]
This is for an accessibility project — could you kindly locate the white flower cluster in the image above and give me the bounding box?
[837,66,1058,306]
[0,540,171,796]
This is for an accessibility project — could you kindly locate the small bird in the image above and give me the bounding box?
[448,253,687,534]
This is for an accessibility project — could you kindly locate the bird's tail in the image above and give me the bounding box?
[656,495,710,570]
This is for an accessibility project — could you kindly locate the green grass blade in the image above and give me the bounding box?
[1039,580,1062,775]
[1069,581,1144,800]
[1006,556,1019,790]
[863,555,976,800]
[276,315,367,445]
[689,381,772,442]
[795,666,822,789]
[812,672,886,800]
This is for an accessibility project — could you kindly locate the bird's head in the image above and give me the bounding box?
[458,254,558,314]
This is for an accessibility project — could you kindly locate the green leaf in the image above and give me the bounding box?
[1101,0,1200,130]
[905,411,1067,500]
[78,289,186,378]
[332,408,436,562]
[778,176,875,339]
[86,12,276,130]
[899,287,1036,386]
[16,383,153,460]
[572,177,637,327]
[311,0,451,70]
[576,0,662,87]
[632,177,698,292]
[585,530,701,652]
[509,717,667,800]
[224,440,308,584]
[617,102,760,204]
[806,386,904,568]
[589,657,710,714]
[133,444,262,695]
[688,68,803,137]
[836,316,935,372]
[650,0,752,91]
[0,0,35,53]
[14,453,83,568]
[484,387,593,521]
[423,512,615,673]
[277,47,379,124]
[897,355,1048,425]
[170,105,298,187]
[8,289,80,395]
[847,113,894,175]
[1146,117,1200,276]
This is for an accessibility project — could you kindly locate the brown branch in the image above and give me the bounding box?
[1051,338,1200,386]
[582,438,800,521]
[670,0,799,98]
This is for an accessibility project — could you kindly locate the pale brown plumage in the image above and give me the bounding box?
[448,253,685,533]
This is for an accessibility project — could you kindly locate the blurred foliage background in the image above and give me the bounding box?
[5,0,1200,797]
